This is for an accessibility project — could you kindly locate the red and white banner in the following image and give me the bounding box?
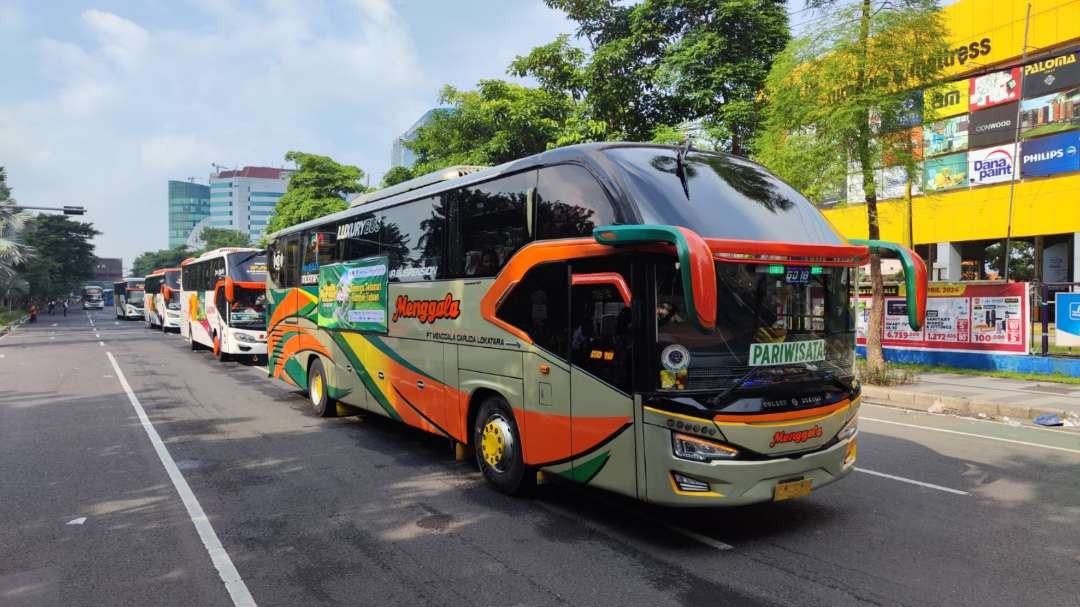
[857,282,1029,355]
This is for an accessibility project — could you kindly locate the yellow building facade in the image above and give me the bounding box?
[823,0,1080,282]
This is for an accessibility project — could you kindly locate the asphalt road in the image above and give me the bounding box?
[2,309,1079,607]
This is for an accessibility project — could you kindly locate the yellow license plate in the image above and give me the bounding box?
[773,478,813,501]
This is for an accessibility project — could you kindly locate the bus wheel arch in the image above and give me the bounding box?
[471,391,534,496]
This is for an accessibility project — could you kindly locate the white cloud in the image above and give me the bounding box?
[82,9,150,71]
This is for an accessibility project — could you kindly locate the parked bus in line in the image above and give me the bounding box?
[81,285,105,310]
[180,248,269,361]
[144,267,181,331]
[265,143,927,506]
[114,278,145,320]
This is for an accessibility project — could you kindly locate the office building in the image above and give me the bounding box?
[391,108,450,169]
[168,180,211,248]
[208,166,292,242]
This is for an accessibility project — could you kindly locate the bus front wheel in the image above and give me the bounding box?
[308,358,335,418]
[473,397,534,496]
[213,334,229,362]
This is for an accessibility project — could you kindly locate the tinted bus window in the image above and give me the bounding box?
[338,213,380,263]
[536,165,618,239]
[603,147,844,244]
[453,171,534,277]
[379,197,445,281]
[495,262,569,360]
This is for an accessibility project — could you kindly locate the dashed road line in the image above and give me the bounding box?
[106,351,256,606]
[861,416,1080,456]
[854,467,969,495]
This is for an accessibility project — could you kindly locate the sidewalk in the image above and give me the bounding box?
[863,372,1080,424]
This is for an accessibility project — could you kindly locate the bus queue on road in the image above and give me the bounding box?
[132,142,929,507]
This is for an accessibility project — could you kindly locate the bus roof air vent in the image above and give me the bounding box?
[350,165,488,207]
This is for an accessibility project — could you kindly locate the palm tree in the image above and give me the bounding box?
[0,167,31,277]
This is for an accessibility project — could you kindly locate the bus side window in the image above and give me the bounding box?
[378,196,445,280]
[282,237,300,287]
[452,170,536,278]
[536,165,618,239]
[495,262,569,360]
[338,215,379,263]
[571,258,633,393]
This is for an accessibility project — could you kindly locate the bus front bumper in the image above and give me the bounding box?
[643,422,856,507]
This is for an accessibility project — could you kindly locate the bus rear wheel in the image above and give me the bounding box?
[308,358,335,418]
[473,397,534,496]
[189,326,202,351]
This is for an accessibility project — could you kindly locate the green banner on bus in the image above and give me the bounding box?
[318,257,389,332]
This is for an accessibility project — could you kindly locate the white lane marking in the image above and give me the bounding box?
[66,517,87,525]
[99,341,105,347]
[863,402,1080,437]
[650,517,735,550]
[51,323,57,327]
[862,416,1080,456]
[106,351,256,606]
[854,467,969,495]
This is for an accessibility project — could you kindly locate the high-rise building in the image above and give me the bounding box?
[208,166,292,242]
[168,180,210,248]
[391,108,450,169]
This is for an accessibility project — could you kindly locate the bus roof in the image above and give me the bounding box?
[265,142,839,246]
[180,247,263,265]
[146,267,180,277]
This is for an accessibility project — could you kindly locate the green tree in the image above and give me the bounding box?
[199,227,251,249]
[406,81,578,174]
[381,166,414,187]
[266,151,366,233]
[17,215,100,300]
[509,1,790,154]
[131,245,191,277]
[755,0,948,374]
[0,167,31,277]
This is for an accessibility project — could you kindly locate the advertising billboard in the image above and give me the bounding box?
[879,165,922,200]
[969,102,1017,148]
[1019,86,1080,139]
[924,79,969,119]
[923,152,968,191]
[858,282,1029,354]
[968,144,1017,186]
[924,115,969,157]
[317,256,389,332]
[1023,50,1080,98]
[1021,130,1080,177]
[1055,292,1080,347]
[970,68,1022,110]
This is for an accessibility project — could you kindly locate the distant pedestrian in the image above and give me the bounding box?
[29,304,37,324]
[48,300,55,315]
[63,300,69,316]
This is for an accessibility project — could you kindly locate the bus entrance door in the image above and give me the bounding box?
[568,262,636,494]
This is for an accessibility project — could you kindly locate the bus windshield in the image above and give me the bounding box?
[655,261,853,396]
[127,290,145,305]
[230,252,267,283]
[229,287,266,328]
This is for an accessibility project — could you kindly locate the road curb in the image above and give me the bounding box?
[0,315,30,339]
[861,384,1074,422]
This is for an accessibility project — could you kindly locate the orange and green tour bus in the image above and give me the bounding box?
[144,267,181,331]
[265,143,927,506]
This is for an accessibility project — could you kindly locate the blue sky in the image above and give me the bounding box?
[0,0,809,267]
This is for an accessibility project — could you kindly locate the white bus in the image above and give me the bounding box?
[114,278,145,320]
[81,285,104,310]
[180,247,269,361]
[144,267,181,331]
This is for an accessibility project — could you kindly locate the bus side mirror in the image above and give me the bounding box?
[224,277,235,303]
[849,239,927,331]
[594,224,716,332]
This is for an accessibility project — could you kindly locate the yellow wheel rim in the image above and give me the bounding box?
[311,374,323,406]
[481,421,505,467]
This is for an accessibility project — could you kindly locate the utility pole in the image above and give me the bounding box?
[1003,2,1031,282]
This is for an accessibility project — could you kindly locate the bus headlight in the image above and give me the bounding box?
[672,432,738,462]
[234,332,257,343]
[836,415,858,442]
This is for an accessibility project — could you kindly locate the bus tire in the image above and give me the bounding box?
[307,358,335,418]
[473,396,534,496]
[189,325,201,351]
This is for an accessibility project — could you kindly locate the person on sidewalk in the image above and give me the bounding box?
[63,300,69,316]
[29,303,37,324]
[48,300,55,315]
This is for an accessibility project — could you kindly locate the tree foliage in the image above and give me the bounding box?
[755,0,948,373]
[17,215,100,300]
[381,166,414,188]
[406,82,579,174]
[199,227,251,249]
[131,245,191,277]
[0,167,31,277]
[266,151,366,234]
[509,0,790,154]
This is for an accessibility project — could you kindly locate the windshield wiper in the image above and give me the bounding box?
[674,134,692,199]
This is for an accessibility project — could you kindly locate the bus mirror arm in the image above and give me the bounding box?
[849,239,927,331]
[593,224,717,333]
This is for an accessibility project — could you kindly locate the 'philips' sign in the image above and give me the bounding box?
[1021,131,1080,177]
